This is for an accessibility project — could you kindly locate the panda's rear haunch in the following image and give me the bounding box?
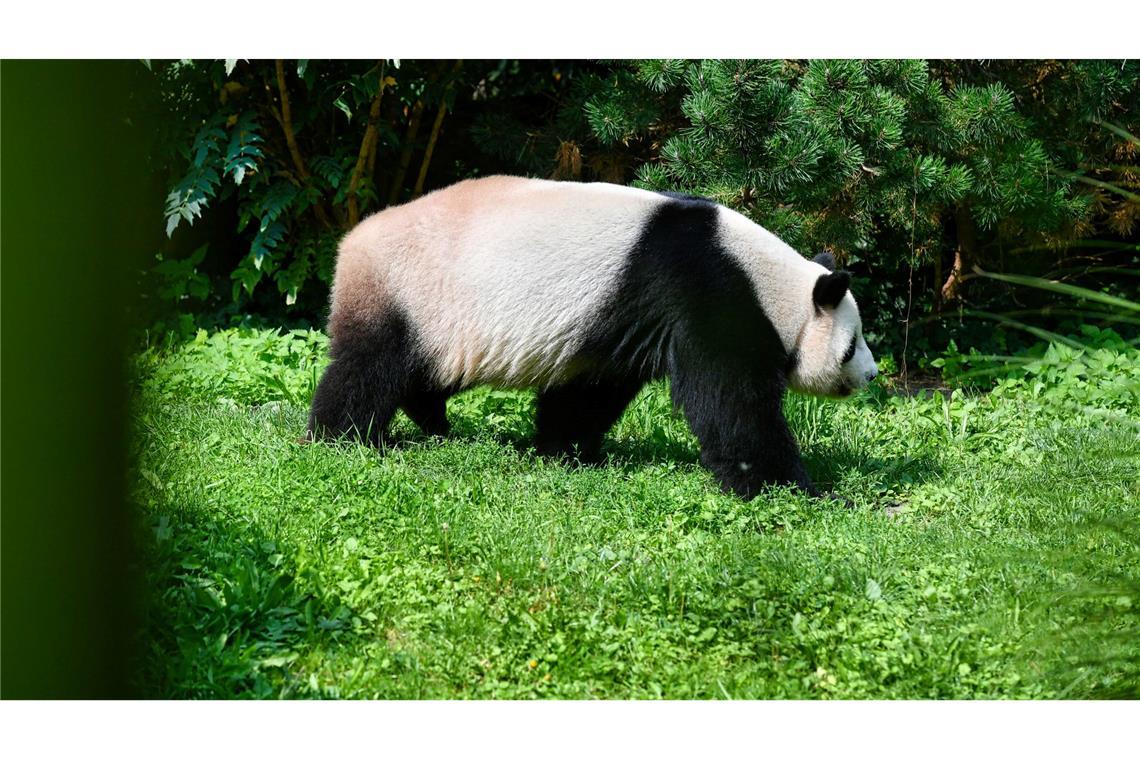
[308,176,878,499]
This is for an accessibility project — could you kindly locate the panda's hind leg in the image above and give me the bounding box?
[307,314,412,448]
[533,378,643,463]
[401,387,452,437]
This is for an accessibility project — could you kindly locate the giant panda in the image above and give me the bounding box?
[308,176,878,499]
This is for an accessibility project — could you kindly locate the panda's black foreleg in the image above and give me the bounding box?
[699,405,818,499]
[533,378,644,463]
[401,388,452,437]
[307,316,411,448]
[670,363,819,499]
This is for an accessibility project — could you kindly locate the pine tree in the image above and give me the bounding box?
[498,59,1138,351]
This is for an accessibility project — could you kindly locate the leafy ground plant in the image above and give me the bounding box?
[130,328,1138,698]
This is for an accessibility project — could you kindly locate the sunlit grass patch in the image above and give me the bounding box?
[130,329,1139,698]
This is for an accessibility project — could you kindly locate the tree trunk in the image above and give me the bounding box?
[411,103,447,199]
[274,59,336,230]
[941,202,977,305]
[411,62,463,200]
[933,243,944,313]
[386,100,426,206]
[346,63,388,228]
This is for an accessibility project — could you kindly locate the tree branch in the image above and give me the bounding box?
[275,59,310,180]
[412,61,463,199]
[274,59,335,231]
[386,99,426,206]
[347,62,388,228]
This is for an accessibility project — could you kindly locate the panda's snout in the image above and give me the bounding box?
[865,367,879,383]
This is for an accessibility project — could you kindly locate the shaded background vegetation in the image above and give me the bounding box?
[143,59,1139,369]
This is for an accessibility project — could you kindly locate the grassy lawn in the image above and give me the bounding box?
[130,329,1139,698]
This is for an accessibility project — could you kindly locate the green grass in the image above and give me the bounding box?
[130,329,1140,698]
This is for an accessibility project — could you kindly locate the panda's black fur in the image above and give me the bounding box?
[309,180,866,499]
[307,309,448,444]
[564,193,815,495]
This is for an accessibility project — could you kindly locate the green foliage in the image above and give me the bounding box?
[595,60,1097,255]
[933,326,1140,413]
[135,327,329,405]
[164,113,227,237]
[154,60,385,314]
[130,328,1139,698]
[148,59,575,321]
[153,244,210,303]
[1044,520,1140,698]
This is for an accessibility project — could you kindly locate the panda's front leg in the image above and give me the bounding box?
[697,405,819,499]
[670,364,819,499]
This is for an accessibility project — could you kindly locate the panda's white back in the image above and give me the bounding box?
[333,176,666,388]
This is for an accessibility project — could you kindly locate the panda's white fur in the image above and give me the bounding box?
[334,177,657,388]
[312,176,878,499]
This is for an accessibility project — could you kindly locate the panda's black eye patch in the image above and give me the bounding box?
[842,334,857,363]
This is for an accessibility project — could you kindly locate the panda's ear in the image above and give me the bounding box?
[812,270,851,310]
[812,251,837,272]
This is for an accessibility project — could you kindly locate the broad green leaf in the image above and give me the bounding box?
[334,96,352,122]
[973,269,1140,313]
[260,652,298,668]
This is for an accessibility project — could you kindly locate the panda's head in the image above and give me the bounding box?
[786,252,878,398]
